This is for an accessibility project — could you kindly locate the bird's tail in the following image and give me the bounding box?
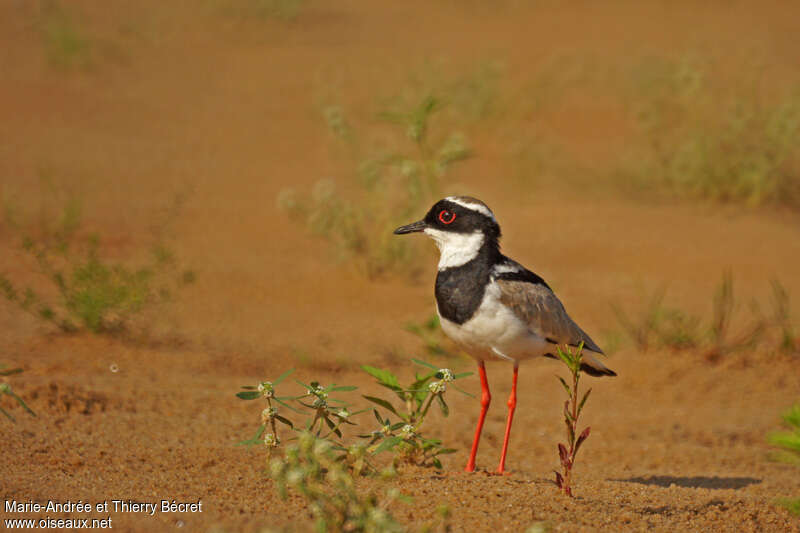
[580,352,617,377]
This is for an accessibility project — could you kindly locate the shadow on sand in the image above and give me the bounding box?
[611,475,761,490]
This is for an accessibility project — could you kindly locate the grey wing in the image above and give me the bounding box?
[496,279,604,354]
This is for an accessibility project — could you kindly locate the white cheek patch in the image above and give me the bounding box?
[424,228,485,270]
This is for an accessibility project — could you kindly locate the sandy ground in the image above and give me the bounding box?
[2,1,800,531]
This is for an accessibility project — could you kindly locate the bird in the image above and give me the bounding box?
[394,196,616,474]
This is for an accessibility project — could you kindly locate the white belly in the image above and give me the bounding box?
[438,282,549,362]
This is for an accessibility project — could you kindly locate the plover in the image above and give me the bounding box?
[394,196,616,474]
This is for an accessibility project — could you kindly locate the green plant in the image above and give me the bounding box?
[0,365,36,422]
[235,369,298,455]
[613,274,798,358]
[404,314,456,358]
[360,359,472,469]
[554,344,592,497]
[270,431,406,533]
[627,55,800,208]
[705,271,765,360]
[279,69,480,279]
[39,1,92,69]
[1,188,195,334]
[768,404,800,515]
[612,285,700,351]
[770,280,798,354]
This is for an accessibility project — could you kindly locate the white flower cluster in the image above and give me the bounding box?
[428,381,446,394]
[257,381,274,398]
[261,406,278,423]
[438,368,455,382]
[264,433,278,447]
[310,384,328,408]
[400,424,415,438]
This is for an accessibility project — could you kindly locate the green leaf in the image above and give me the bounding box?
[294,379,313,391]
[411,358,438,370]
[323,416,342,438]
[236,424,265,447]
[273,397,305,414]
[373,409,386,425]
[453,372,473,379]
[361,365,401,389]
[432,457,443,469]
[436,394,449,417]
[240,385,256,390]
[363,396,402,418]
[410,372,437,394]
[274,415,294,428]
[578,388,592,416]
[273,368,294,386]
[372,436,403,454]
[0,367,23,376]
[328,385,358,392]
[452,384,475,398]
[236,391,260,400]
[434,448,457,455]
[1,406,15,422]
[557,376,571,396]
[556,347,574,368]
[10,391,35,417]
[389,422,406,431]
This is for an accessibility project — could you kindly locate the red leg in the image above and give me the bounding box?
[465,361,490,472]
[496,363,518,474]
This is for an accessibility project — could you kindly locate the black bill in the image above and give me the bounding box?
[393,219,427,234]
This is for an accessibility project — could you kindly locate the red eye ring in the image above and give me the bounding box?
[438,210,456,224]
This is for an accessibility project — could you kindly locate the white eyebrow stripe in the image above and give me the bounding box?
[446,196,496,221]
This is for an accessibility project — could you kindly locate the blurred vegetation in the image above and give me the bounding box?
[768,403,800,515]
[215,0,308,21]
[236,362,464,530]
[613,273,797,359]
[278,64,499,279]
[404,313,464,360]
[624,55,800,207]
[0,179,195,335]
[0,365,35,423]
[39,0,93,69]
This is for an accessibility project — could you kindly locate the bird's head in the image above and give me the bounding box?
[394,196,501,269]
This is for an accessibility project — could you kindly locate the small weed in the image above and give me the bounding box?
[404,314,456,358]
[280,64,491,279]
[626,55,800,208]
[270,431,406,533]
[614,273,796,359]
[770,280,798,354]
[768,404,800,515]
[360,359,472,469]
[236,361,465,531]
[612,285,700,352]
[768,403,800,466]
[705,271,765,361]
[39,1,93,69]
[280,95,470,278]
[0,365,36,422]
[1,184,195,335]
[554,344,592,497]
[235,369,298,457]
